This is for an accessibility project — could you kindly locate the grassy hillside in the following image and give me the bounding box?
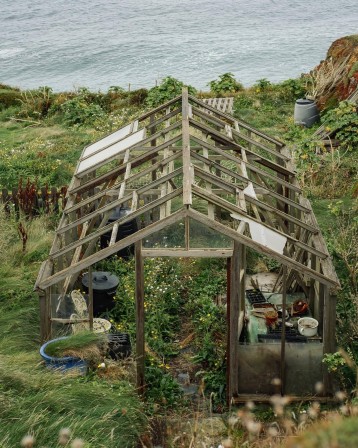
[0,74,356,446]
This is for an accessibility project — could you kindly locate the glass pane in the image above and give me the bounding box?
[143,220,185,248]
[189,218,233,248]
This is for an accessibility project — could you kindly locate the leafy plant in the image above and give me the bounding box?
[322,101,358,151]
[208,72,243,95]
[59,88,106,126]
[17,86,54,119]
[146,76,196,107]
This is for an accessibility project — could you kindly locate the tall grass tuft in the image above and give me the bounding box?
[0,212,146,447]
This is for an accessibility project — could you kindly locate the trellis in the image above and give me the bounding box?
[35,88,339,402]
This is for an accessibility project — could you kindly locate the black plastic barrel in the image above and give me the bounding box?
[294,99,320,128]
[82,271,119,316]
[100,207,138,259]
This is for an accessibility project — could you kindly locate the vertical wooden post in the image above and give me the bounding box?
[182,87,192,206]
[239,244,246,315]
[227,242,240,404]
[323,286,336,395]
[309,254,317,315]
[280,265,287,396]
[185,215,190,250]
[318,280,325,334]
[88,266,94,331]
[135,240,145,394]
[40,292,51,343]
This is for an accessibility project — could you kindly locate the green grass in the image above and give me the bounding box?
[0,214,146,447]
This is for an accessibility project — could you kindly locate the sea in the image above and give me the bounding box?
[1,0,357,92]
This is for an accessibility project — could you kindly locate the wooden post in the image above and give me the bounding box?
[323,286,336,395]
[280,265,287,396]
[182,87,192,205]
[88,266,94,331]
[39,292,51,343]
[135,240,145,394]
[227,242,240,404]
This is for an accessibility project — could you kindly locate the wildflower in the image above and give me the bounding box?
[97,362,106,369]
[71,439,85,448]
[314,381,324,394]
[246,420,261,435]
[271,377,281,386]
[221,438,233,448]
[21,435,35,448]
[228,415,238,427]
[335,390,346,401]
[267,426,279,437]
[59,428,71,445]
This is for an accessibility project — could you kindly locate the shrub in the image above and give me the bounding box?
[59,88,106,126]
[17,86,54,119]
[322,101,358,151]
[208,72,243,95]
[146,76,196,108]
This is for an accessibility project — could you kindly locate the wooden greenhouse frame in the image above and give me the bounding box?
[35,88,340,402]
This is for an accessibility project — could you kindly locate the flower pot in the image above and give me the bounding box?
[40,337,88,374]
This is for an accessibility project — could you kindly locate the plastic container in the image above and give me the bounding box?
[107,333,131,359]
[294,99,320,128]
[40,337,88,374]
[298,317,319,337]
[82,271,119,316]
[100,207,138,259]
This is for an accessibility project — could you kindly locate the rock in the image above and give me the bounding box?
[307,35,358,110]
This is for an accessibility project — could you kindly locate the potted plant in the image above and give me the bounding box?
[40,332,106,374]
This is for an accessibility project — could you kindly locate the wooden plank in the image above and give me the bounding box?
[187,208,339,287]
[227,241,240,402]
[71,132,182,193]
[189,95,284,147]
[76,119,181,178]
[38,208,187,289]
[189,119,293,176]
[136,94,182,120]
[88,266,94,331]
[190,136,302,196]
[141,249,233,258]
[182,87,192,205]
[192,184,327,259]
[58,168,183,235]
[299,197,340,288]
[65,151,181,216]
[51,188,183,260]
[281,265,287,396]
[323,286,337,395]
[135,241,145,394]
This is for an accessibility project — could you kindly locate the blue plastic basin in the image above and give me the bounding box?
[40,336,88,374]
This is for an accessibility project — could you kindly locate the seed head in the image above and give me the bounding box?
[71,439,85,448]
[21,435,35,448]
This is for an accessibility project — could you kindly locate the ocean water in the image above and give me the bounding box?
[1,0,357,92]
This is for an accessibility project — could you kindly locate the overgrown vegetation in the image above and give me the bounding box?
[0,71,357,446]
